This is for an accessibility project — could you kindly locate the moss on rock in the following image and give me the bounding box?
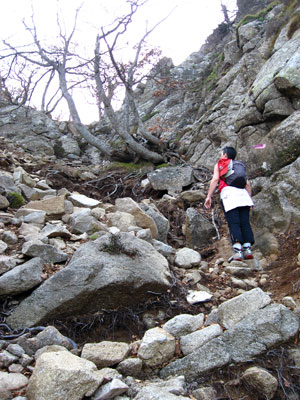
[7,192,25,209]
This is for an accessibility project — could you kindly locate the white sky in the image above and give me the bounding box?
[1,0,237,122]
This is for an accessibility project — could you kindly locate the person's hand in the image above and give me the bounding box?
[204,196,212,209]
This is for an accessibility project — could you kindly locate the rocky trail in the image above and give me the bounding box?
[26,152,300,308]
[0,139,299,400]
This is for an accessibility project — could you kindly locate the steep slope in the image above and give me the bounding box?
[132,0,300,254]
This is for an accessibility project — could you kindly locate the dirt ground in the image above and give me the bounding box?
[264,226,300,303]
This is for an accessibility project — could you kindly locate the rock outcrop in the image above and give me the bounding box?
[7,232,171,329]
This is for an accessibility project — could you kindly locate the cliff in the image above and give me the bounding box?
[129,0,300,252]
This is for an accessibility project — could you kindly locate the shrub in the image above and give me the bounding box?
[90,233,102,240]
[141,111,159,122]
[7,192,25,209]
[155,163,170,169]
[265,0,299,54]
[287,12,300,38]
[203,52,225,91]
[53,141,65,158]
[106,161,154,172]
[236,1,281,29]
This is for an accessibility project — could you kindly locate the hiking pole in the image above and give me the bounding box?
[211,208,220,240]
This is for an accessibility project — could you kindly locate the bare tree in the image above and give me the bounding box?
[1,0,170,163]
[94,34,163,163]
[0,56,38,106]
[23,7,112,157]
[92,0,169,162]
[220,1,237,27]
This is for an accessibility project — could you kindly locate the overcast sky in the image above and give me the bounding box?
[1,0,237,121]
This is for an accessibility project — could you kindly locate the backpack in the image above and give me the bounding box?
[218,159,247,189]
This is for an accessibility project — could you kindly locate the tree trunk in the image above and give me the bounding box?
[94,59,163,163]
[125,87,161,146]
[58,65,112,158]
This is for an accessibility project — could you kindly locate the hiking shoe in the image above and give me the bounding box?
[231,243,243,262]
[228,250,243,263]
[232,250,243,261]
[243,246,253,260]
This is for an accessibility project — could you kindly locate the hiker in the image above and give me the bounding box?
[204,146,254,261]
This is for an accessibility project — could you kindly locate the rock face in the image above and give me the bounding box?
[134,1,300,247]
[237,0,274,16]
[7,232,171,328]
[0,106,59,156]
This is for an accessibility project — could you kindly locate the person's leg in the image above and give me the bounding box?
[223,207,243,260]
[238,206,254,259]
[239,206,254,244]
[224,207,244,244]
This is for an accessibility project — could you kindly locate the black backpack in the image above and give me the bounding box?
[222,160,247,189]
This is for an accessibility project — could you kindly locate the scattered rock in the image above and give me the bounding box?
[26,351,103,400]
[163,313,204,338]
[186,290,213,305]
[242,366,278,399]
[137,327,176,367]
[81,342,130,369]
[175,247,201,269]
[217,287,271,329]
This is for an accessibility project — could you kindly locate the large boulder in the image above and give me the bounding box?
[26,351,103,400]
[0,257,44,297]
[7,232,171,329]
[217,287,271,329]
[160,303,299,381]
[56,134,81,157]
[140,202,170,243]
[185,207,216,248]
[147,166,194,195]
